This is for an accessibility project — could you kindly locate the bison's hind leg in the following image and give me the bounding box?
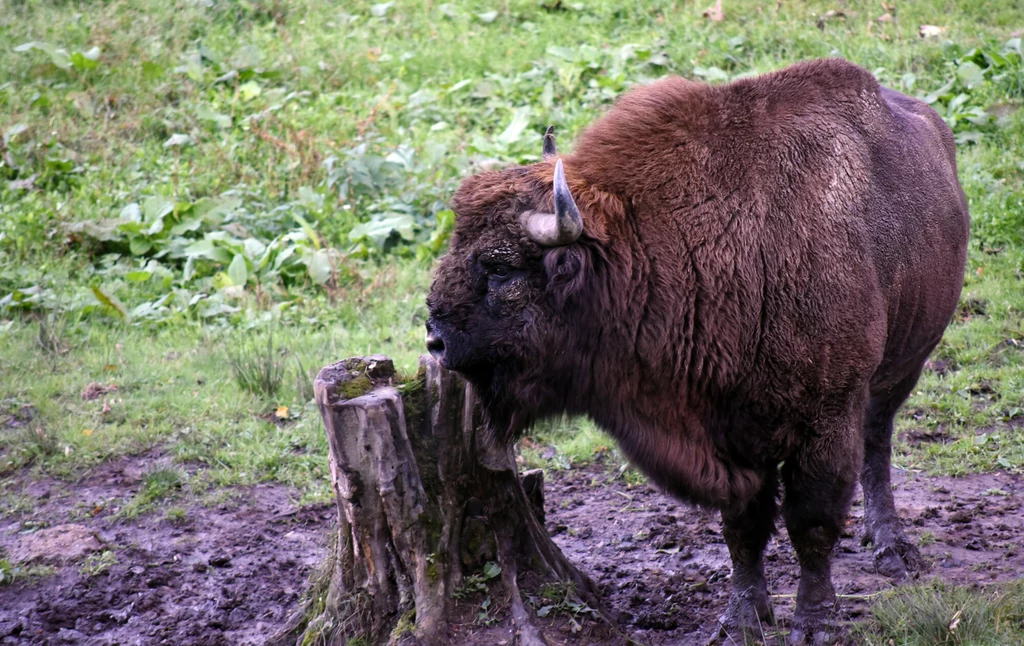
[783,408,863,645]
[861,368,926,580]
[718,472,778,639]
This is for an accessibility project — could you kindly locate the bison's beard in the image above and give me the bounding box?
[470,359,566,448]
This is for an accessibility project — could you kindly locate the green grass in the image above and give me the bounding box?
[0,558,57,586]
[0,0,1020,503]
[857,580,1024,645]
[0,259,429,503]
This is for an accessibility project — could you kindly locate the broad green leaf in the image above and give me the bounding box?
[194,195,242,219]
[243,238,267,259]
[231,44,262,70]
[238,81,261,101]
[693,65,728,82]
[70,48,100,70]
[298,186,324,209]
[143,196,174,222]
[91,286,127,318]
[14,41,71,69]
[273,245,298,269]
[540,82,554,110]
[418,209,455,258]
[129,238,153,256]
[64,219,122,241]
[291,212,322,250]
[170,219,204,235]
[3,123,28,147]
[212,272,234,289]
[921,79,955,105]
[497,106,531,145]
[228,254,248,287]
[546,45,576,61]
[183,256,197,281]
[197,105,232,129]
[126,271,152,282]
[349,214,416,247]
[163,133,193,148]
[957,61,985,89]
[120,203,142,222]
[482,562,501,579]
[184,239,233,263]
[306,249,332,284]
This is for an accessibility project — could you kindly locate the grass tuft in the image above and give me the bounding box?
[121,466,184,518]
[858,580,1024,645]
[227,328,287,398]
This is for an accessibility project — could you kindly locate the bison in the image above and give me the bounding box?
[425,58,969,643]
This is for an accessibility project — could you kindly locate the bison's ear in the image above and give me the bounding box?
[542,125,557,160]
[544,245,588,307]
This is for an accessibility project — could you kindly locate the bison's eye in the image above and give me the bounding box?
[489,265,510,279]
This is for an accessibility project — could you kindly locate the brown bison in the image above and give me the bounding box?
[425,58,969,643]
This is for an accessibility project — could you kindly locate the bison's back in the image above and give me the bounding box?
[573,58,968,428]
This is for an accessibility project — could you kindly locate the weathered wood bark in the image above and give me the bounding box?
[272,355,604,646]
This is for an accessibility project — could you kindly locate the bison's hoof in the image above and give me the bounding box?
[873,537,925,581]
[789,599,843,645]
[717,589,775,642]
[788,625,827,646]
[788,617,844,646]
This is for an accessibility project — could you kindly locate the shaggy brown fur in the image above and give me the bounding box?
[426,58,969,643]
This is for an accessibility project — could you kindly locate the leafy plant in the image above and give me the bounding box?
[0,558,56,586]
[526,581,599,635]
[916,38,1024,144]
[79,550,118,577]
[121,467,185,518]
[452,561,502,599]
[13,41,103,73]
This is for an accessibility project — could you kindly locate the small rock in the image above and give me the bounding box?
[577,526,593,539]
[949,510,973,524]
[10,524,101,564]
[208,555,232,568]
[58,628,87,643]
[228,607,251,626]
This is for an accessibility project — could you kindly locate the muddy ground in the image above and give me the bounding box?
[0,456,331,646]
[1,454,1021,645]
[545,465,1023,645]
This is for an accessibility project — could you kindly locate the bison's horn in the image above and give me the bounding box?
[542,125,557,160]
[522,159,583,246]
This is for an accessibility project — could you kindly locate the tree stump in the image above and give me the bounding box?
[272,355,605,646]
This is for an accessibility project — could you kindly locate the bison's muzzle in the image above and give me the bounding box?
[424,319,447,367]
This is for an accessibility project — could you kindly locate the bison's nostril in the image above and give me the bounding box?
[426,334,445,356]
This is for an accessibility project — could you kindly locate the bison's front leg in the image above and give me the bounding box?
[718,472,778,639]
[783,416,862,646]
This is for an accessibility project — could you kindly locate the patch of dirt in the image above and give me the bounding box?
[2,453,1021,645]
[544,465,1024,644]
[0,455,331,645]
